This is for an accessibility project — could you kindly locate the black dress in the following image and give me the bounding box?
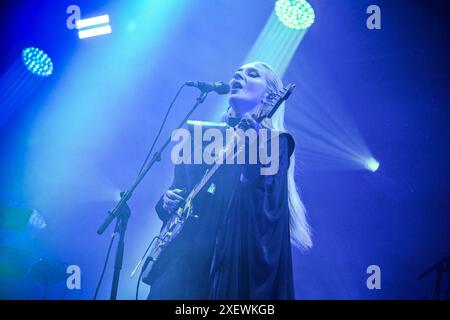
[147,123,295,300]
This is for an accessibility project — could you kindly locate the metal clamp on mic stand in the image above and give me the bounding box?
[95,87,214,300]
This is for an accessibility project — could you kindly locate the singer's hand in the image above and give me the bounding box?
[162,189,185,212]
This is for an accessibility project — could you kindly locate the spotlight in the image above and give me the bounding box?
[275,0,315,30]
[28,210,47,229]
[21,47,53,77]
[365,158,380,172]
[76,14,112,39]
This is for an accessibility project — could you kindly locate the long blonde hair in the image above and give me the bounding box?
[255,61,312,250]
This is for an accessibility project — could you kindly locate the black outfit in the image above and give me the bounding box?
[147,121,295,299]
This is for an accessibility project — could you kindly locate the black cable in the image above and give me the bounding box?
[137,83,186,175]
[93,232,116,300]
[134,236,158,300]
[135,266,144,300]
[95,83,188,300]
[133,84,187,299]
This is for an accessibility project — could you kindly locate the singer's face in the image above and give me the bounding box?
[228,63,268,116]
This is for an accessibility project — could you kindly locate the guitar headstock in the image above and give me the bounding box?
[254,83,296,123]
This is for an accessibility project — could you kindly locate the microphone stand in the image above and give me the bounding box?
[417,254,450,300]
[110,196,130,300]
[96,90,209,300]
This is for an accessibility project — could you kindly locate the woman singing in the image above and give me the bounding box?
[146,61,312,299]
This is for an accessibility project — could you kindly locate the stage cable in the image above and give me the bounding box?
[137,83,186,175]
[93,230,116,300]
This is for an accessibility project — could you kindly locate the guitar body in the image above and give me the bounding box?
[141,199,195,284]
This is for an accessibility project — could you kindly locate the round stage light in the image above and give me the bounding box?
[22,47,53,77]
[365,158,380,172]
[275,0,315,30]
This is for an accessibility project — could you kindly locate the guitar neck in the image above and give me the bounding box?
[187,129,246,202]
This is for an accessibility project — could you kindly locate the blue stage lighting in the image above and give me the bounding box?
[365,158,380,172]
[21,47,53,77]
[275,0,315,30]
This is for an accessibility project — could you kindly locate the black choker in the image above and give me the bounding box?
[226,116,242,127]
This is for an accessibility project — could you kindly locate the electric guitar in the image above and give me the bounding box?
[141,83,296,284]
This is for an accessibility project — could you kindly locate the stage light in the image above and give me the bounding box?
[1,48,52,127]
[275,0,315,30]
[365,158,380,172]
[76,14,109,29]
[28,210,47,229]
[78,25,112,39]
[21,47,53,77]
[214,4,310,119]
[76,14,112,39]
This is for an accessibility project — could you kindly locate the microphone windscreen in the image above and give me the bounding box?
[216,82,230,95]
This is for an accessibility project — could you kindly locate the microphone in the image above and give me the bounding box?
[185,81,230,94]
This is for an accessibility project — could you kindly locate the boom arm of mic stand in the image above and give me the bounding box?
[96,91,209,235]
